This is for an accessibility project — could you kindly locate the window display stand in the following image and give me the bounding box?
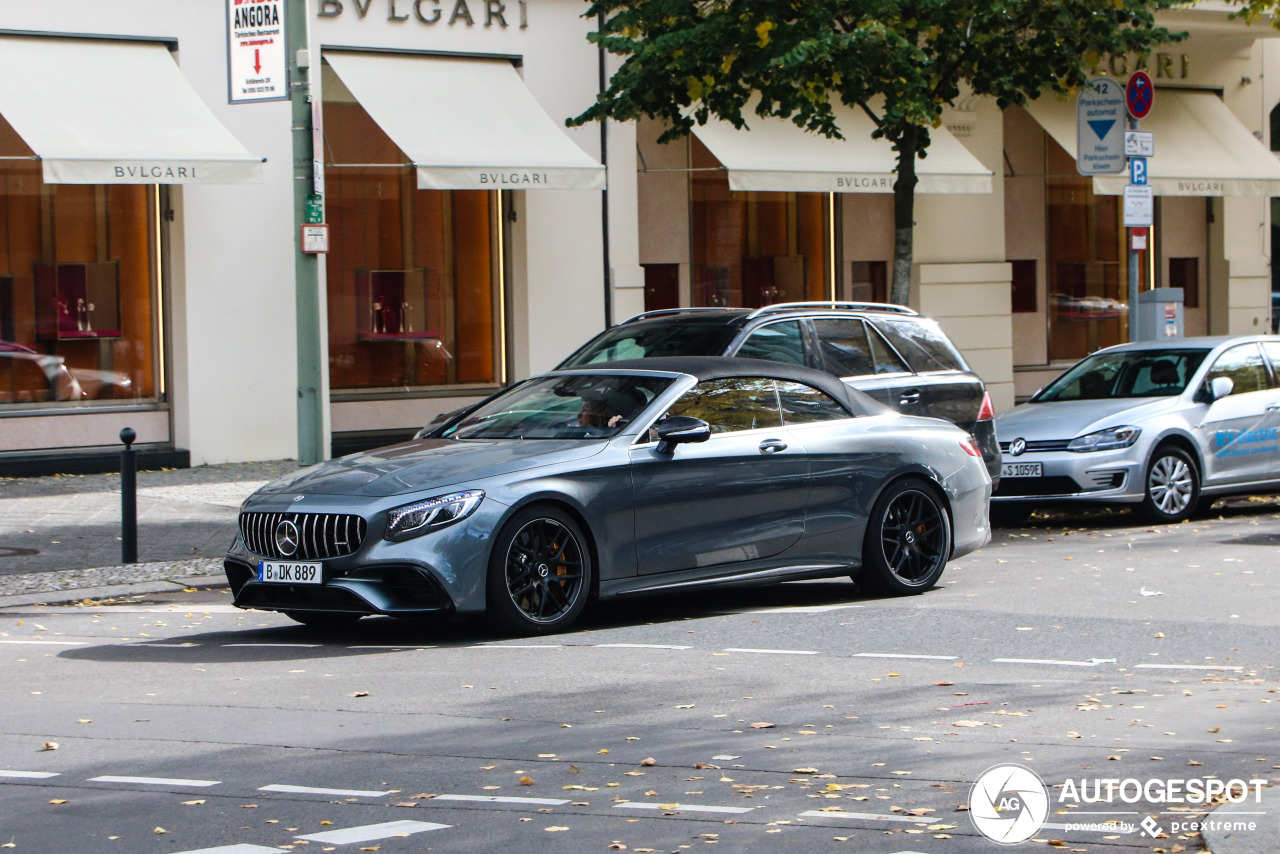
[354,268,440,341]
[34,261,123,341]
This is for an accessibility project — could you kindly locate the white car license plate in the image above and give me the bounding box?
[1001,462,1043,478]
[258,561,322,584]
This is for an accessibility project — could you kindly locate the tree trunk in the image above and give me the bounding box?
[889,125,920,307]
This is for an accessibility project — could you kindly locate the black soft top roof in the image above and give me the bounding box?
[553,356,887,417]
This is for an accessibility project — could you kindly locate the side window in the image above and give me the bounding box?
[1260,342,1280,381]
[866,327,910,375]
[735,320,805,365]
[1207,344,1269,396]
[876,319,967,372]
[664,377,782,434]
[777,381,850,424]
[811,318,875,377]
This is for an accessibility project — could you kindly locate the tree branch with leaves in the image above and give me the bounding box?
[571,0,1183,306]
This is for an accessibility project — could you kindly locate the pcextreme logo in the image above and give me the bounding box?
[968,764,1051,844]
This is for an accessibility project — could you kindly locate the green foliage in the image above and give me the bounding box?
[574,0,1182,148]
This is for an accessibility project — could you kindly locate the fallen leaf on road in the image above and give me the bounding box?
[349,691,370,698]
[519,777,534,786]
[750,722,775,729]
[952,720,985,727]
[153,827,167,835]
[49,799,67,805]
[181,800,205,805]
[544,826,569,832]
[792,768,819,774]
[41,742,58,751]
[641,758,656,766]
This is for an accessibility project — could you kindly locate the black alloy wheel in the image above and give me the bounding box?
[487,505,592,635]
[1141,445,1199,524]
[858,478,952,595]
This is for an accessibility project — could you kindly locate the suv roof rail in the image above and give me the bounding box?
[621,307,738,324]
[745,301,919,319]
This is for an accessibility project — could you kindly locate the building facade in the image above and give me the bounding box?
[0,1,1278,469]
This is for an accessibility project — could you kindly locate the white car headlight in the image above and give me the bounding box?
[1067,426,1141,453]
[385,490,484,541]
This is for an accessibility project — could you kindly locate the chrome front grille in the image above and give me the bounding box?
[1000,439,1072,453]
[240,512,368,560]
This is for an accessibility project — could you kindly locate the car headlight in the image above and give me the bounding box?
[1067,426,1141,452]
[385,490,484,541]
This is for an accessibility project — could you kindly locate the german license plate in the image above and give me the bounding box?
[1001,462,1043,478]
[258,561,322,584]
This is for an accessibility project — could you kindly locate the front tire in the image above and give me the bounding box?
[487,505,592,635]
[1141,446,1199,524]
[858,479,952,596]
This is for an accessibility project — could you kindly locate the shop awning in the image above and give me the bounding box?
[688,101,992,194]
[1025,89,1280,196]
[323,52,605,191]
[0,36,263,185]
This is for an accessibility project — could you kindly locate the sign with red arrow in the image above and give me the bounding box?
[227,0,288,104]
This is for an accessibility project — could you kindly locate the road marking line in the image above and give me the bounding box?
[0,640,88,646]
[722,647,818,655]
[992,658,1098,667]
[615,801,754,814]
[432,794,571,806]
[223,643,320,648]
[754,604,865,614]
[799,810,932,824]
[471,644,562,649]
[296,820,450,844]
[90,775,220,787]
[594,643,692,650]
[260,783,390,797]
[348,645,434,650]
[849,660,962,665]
[167,845,283,854]
[133,643,200,647]
[0,770,59,779]
[1134,664,1243,672]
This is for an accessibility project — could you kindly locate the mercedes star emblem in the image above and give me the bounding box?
[275,519,301,557]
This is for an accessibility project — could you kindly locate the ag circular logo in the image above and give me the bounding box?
[968,763,1050,845]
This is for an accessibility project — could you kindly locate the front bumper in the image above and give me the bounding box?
[990,446,1146,505]
[223,494,509,618]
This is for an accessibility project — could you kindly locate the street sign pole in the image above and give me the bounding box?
[289,0,325,465]
[1127,113,1140,343]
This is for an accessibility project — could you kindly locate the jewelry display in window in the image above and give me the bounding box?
[355,269,439,341]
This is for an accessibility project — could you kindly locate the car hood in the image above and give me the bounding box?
[256,438,608,498]
[995,397,1181,441]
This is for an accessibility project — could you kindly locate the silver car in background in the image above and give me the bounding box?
[992,336,1280,523]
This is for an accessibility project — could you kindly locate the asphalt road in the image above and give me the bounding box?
[0,504,1277,854]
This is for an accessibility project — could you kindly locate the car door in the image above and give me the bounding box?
[1196,343,1280,485]
[809,317,922,414]
[629,377,810,575]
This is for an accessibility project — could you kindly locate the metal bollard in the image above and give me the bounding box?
[120,427,137,564]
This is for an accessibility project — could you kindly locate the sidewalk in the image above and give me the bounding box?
[1204,785,1279,854]
[0,460,298,607]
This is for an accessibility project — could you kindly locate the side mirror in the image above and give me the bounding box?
[1209,376,1234,402]
[655,416,712,454]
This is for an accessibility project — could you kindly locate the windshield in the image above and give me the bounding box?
[559,321,738,367]
[440,374,673,440]
[1033,349,1210,402]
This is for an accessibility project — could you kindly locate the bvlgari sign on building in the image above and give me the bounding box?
[227,0,288,103]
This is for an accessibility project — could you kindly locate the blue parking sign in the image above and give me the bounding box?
[1130,157,1148,186]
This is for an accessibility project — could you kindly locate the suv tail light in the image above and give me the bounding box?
[977,391,994,422]
[960,437,982,457]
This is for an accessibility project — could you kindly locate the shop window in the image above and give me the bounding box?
[690,135,831,308]
[1010,259,1037,313]
[1045,140,1128,361]
[1168,257,1199,309]
[0,135,160,407]
[322,96,501,393]
[850,261,887,303]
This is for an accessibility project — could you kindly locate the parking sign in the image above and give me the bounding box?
[1130,157,1148,186]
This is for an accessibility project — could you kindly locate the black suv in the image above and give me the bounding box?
[558,302,999,480]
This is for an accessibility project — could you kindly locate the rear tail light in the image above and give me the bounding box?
[977,391,995,422]
[960,437,982,457]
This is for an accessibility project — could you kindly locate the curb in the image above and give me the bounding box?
[1203,785,1278,854]
[0,560,227,609]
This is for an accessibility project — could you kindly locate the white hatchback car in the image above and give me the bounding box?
[993,336,1280,523]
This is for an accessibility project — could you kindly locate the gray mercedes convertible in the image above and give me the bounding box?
[223,358,991,635]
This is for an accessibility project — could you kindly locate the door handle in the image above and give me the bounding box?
[1266,404,1280,412]
[759,439,788,454]
[899,390,922,405]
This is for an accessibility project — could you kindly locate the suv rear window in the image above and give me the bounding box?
[875,319,967,373]
[560,321,738,367]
